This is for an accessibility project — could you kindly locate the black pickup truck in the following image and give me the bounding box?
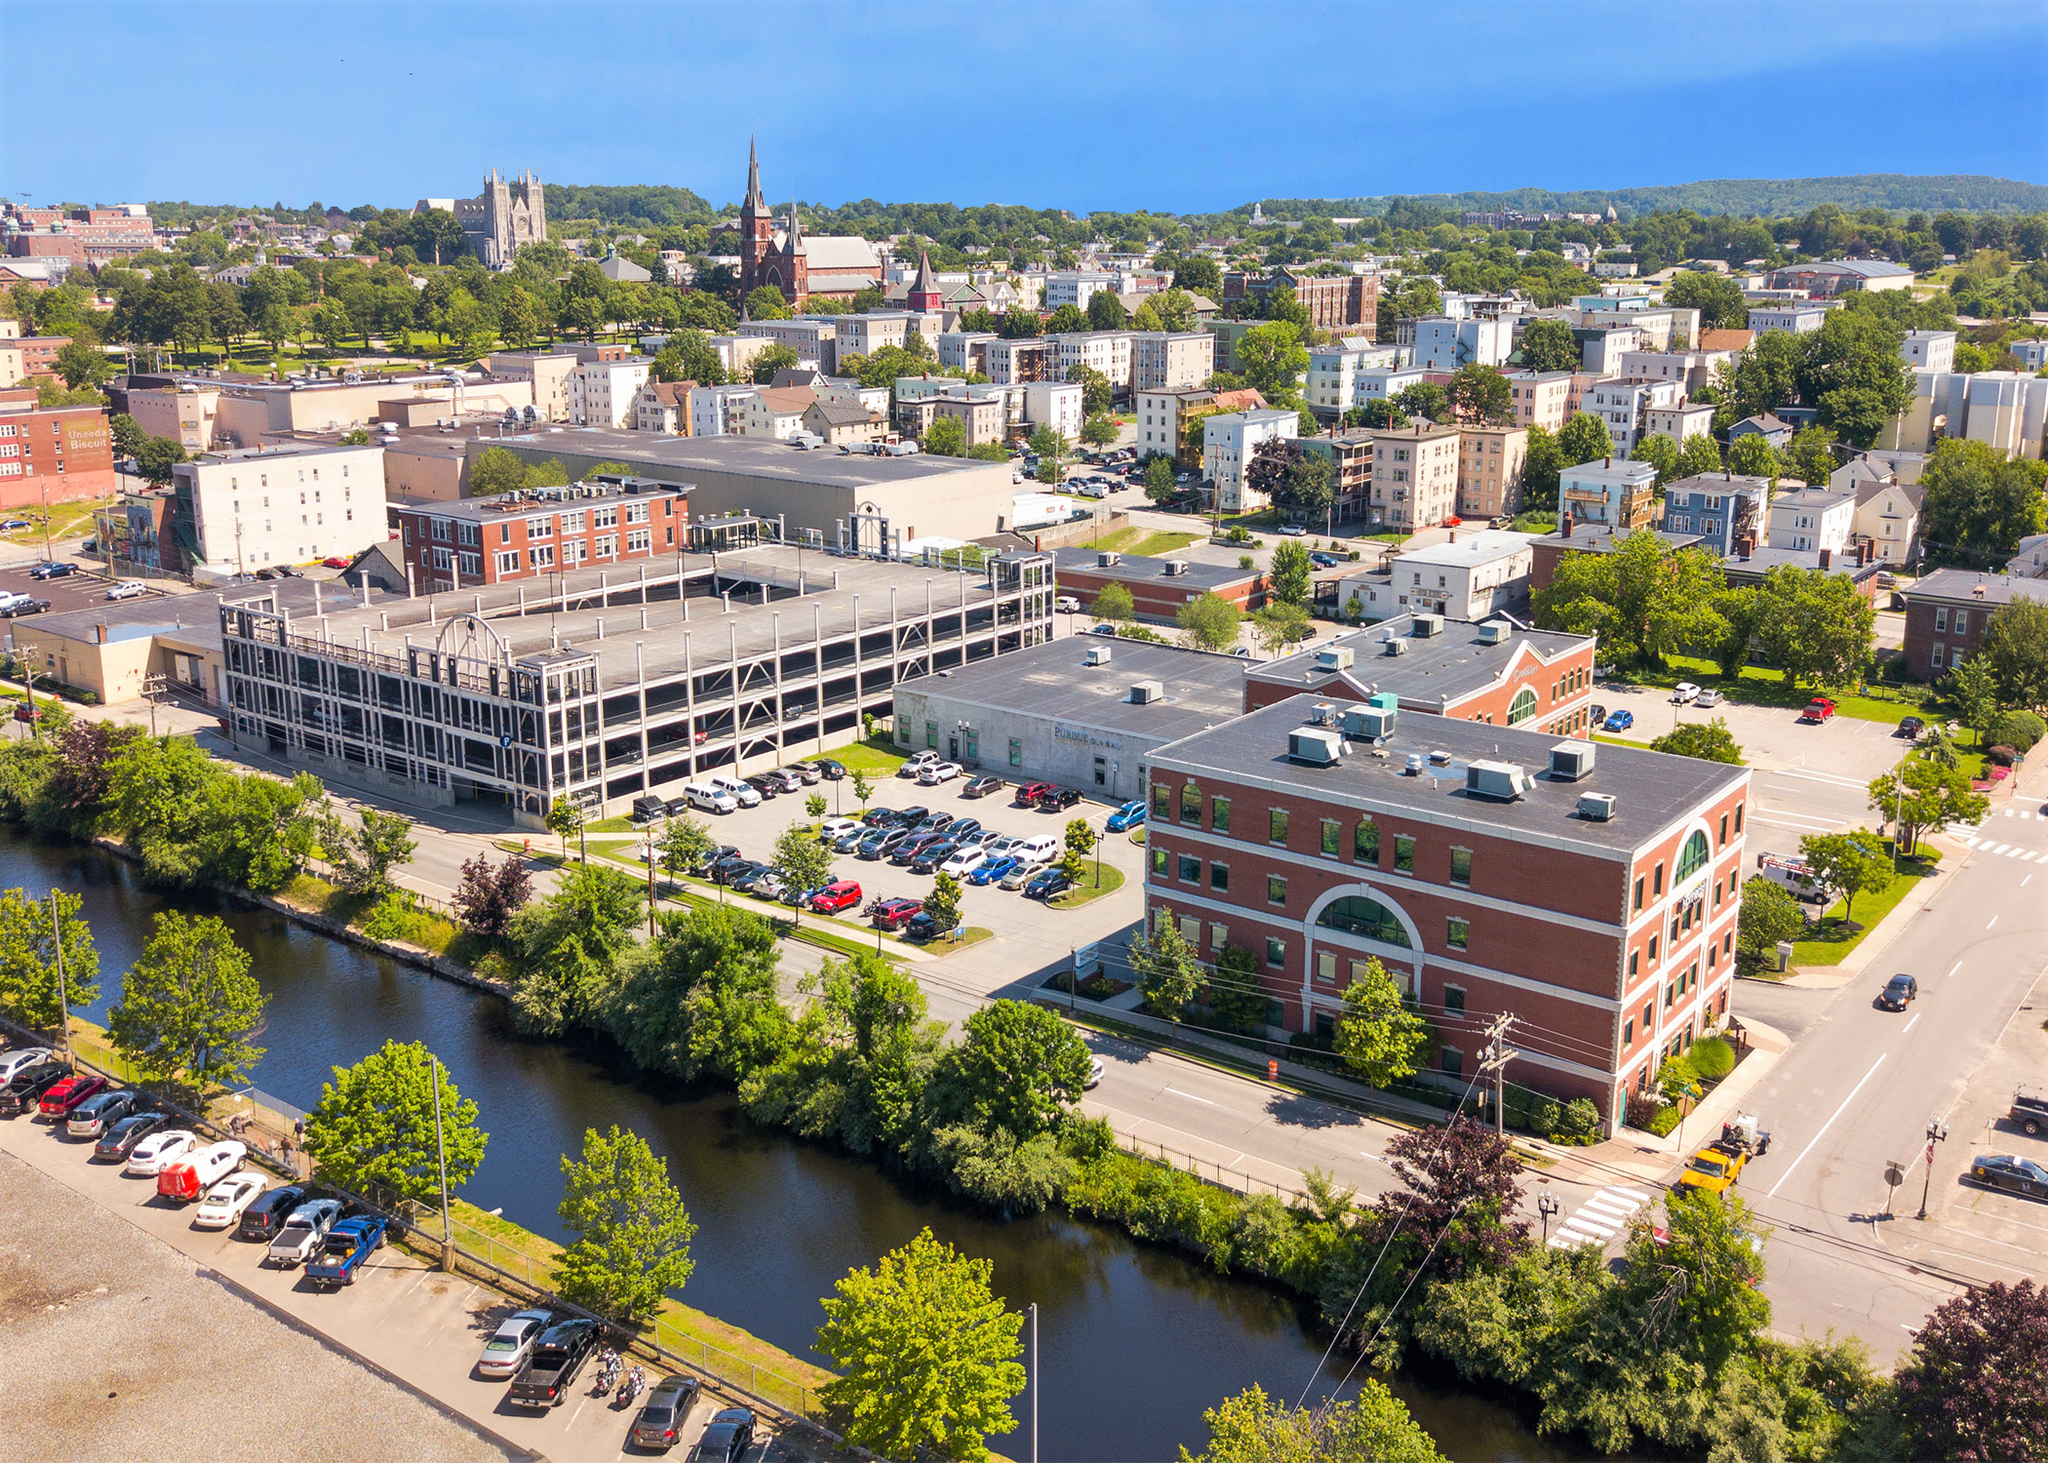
[2013,1085,2048,1138]
[507,1318,601,1409]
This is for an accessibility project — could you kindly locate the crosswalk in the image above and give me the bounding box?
[1956,809,2045,861]
[1547,1184,1654,1249]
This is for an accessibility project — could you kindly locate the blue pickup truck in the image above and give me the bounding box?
[305,1215,388,1289]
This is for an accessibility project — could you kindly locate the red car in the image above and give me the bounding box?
[1015,781,1055,806]
[870,897,923,931]
[809,880,863,914]
[1802,697,1837,723]
[37,1073,107,1120]
[321,556,352,569]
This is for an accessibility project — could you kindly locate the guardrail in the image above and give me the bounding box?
[1112,1130,1313,1206]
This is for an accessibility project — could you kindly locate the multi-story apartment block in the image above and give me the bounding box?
[1296,429,1376,524]
[938,331,998,375]
[1142,695,1751,1128]
[1902,330,1956,373]
[1583,378,1684,456]
[1204,409,1299,512]
[392,477,688,591]
[1644,401,1716,448]
[1223,268,1379,334]
[1411,318,1511,372]
[1362,422,1460,531]
[1131,332,1214,392]
[1659,474,1769,556]
[1559,458,1659,530]
[1748,305,1835,336]
[632,380,692,435]
[487,352,578,422]
[1046,271,1120,310]
[1306,345,1424,419]
[1503,370,1572,433]
[1024,381,1085,443]
[170,442,385,577]
[1050,332,1136,398]
[983,337,1053,386]
[569,357,651,429]
[738,317,838,373]
[1455,425,1528,519]
[689,384,756,438]
[1340,532,1535,621]
[1618,350,1727,395]
[1767,487,1856,555]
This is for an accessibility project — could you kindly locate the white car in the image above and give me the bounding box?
[268,1198,344,1267]
[0,1046,53,1084]
[940,847,987,876]
[819,817,862,843]
[123,1128,198,1176]
[193,1171,269,1229]
[1696,688,1723,707]
[477,1308,556,1378]
[105,580,149,601]
[918,761,962,786]
[1671,682,1701,704]
[1086,1056,1104,1089]
[899,750,941,779]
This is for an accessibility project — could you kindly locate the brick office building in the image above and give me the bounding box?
[1053,547,1267,623]
[0,387,116,509]
[1243,613,1598,738]
[390,477,689,593]
[1899,569,2042,680]
[1222,268,1380,336]
[1143,696,1752,1128]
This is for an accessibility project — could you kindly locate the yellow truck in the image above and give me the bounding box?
[1676,1113,1770,1195]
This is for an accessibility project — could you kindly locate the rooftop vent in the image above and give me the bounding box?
[1578,791,1617,821]
[1129,679,1163,704]
[1097,551,1122,567]
[1466,759,1532,801]
[1341,705,1398,742]
[1084,643,1112,666]
[1476,621,1509,645]
[1316,645,1355,672]
[1404,752,1425,775]
[1310,701,1338,727]
[1427,748,1453,767]
[1412,613,1444,638]
[1548,741,1597,782]
[1289,727,1344,765]
[1162,560,1190,576]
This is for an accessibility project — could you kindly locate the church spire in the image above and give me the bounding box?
[743,136,766,213]
[789,197,805,254]
[909,249,942,312]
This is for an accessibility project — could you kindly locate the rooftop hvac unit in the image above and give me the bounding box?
[1412,613,1444,638]
[1162,560,1189,576]
[1289,727,1343,765]
[1578,791,1617,821]
[1310,701,1338,726]
[1097,551,1122,567]
[1384,638,1410,656]
[1084,643,1112,666]
[1466,760,1532,801]
[1129,679,1163,704]
[1341,705,1398,741]
[1549,742,1596,781]
[1477,621,1509,645]
[1316,645,1355,672]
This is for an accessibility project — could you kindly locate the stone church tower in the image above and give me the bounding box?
[460,169,545,269]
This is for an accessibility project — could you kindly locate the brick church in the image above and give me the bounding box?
[733,140,885,307]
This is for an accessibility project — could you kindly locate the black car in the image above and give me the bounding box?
[692,1407,756,1463]
[908,840,960,874]
[0,1060,71,1116]
[890,833,944,865]
[93,1109,167,1161]
[815,759,847,781]
[1968,1154,2048,1201]
[630,1372,703,1453]
[508,1318,602,1409]
[962,774,1005,799]
[742,774,780,799]
[28,561,76,580]
[1877,973,1918,1011]
[64,1088,139,1139]
[236,1183,309,1241]
[1896,716,1925,739]
[904,910,958,942]
[893,805,930,828]
[254,567,278,581]
[711,859,764,888]
[858,807,896,828]
[0,598,50,618]
[1036,786,1084,812]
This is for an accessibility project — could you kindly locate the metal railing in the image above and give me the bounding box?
[1113,1131,1313,1206]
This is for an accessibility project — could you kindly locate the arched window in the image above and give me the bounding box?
[1675,830,1710,884]
[1506,687,1538,725]
[1316,895,1411,947]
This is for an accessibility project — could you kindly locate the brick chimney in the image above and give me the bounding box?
[1560,509,1574,539]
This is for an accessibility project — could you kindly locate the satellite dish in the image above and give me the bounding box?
[1373,737,1386,748]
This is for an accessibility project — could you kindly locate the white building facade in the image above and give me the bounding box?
[1203,408,1298,512]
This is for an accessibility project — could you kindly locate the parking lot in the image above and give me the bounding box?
[0,558,147,618]
[0,1108,799,1463]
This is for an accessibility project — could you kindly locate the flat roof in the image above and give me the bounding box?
[465,427,1003,491]
[1247,612,1590,707]
[1902,569,2043,608]
[1392,531,1537,567]
[1052,546,1257,593]
[1543,525,1706,554]
[1152,693,1746,856]
[391,477,689,523]
[899,637,1247,742]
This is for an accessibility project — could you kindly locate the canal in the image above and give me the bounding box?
[14,830,1574,1462]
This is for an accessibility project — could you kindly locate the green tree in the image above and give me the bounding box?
[1130,916,1202,1020]
[109,412,145,463]
[1176,591,1243,652]
[543,793,584,859]
[921,868,963,936]
[1750,564,1876,690]
[1521,423,1565,509]
[1784,425,1840,487]
[1090,582,1135,624]
[1920,438,2047,557]
[653,329,727,386]
[749,341,800,384]
[1799,830,1895,927]
[772,819,835,916]
[1393,382,1449,424]
[1662,270,1748,330]
[923,414,967,457]
[1671,429,1724,480]
[851,770,874,813]
[1628,432,1678,485]
[1648,719,1745,764]
[1079,413,1118,448]
[1944,654,2001,739]
[134,434,187,488]
[1795,309,1912,447]
[1173,257,1222,295]
[1236,321,1308,400]
[108,911,266,1091]
[1727,432,1782,479]
[467,445,527,497]
[1446,364,1514,425]
[658,814,715,880]
[554,1124,698,1320]
[0,887,99,1030]
[303,1039,486,1203]
[1180,1382,1445,1463]
[605,903,790,1084]
[743,285,792,321]
[1144,455,1178,503]
[1869,758,1989,855]
[1267,539,1313,606]
[1333,957,1432,1088]
[1555,411,1615,468]
[1251,602,1311,655]
[1532,533,1728,668]
[815,1227,1026,1463]
[805,791,828,821]
[1517,318,1581,374]
[1717,328,1802,424]
[1066,362,1113,417]
[1046,303,1089,334]
[1631,1187,1772,1374]
[1979,595,2048,709]
[55,340,113,391]
[321,806,416,895]
[1246,439,1333,522]
[936,1000,1088,1139]
[1736,880,1807,966]
[1086,289,1128,330]
[504,863,644,1036]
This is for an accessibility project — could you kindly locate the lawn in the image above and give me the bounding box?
[1128,530,1201,557]
[1049,863,1126,909]
[1082,526,1141,553]
[1788,846,1937,967]
[1611,654,1940,729]
[820,735,908,779]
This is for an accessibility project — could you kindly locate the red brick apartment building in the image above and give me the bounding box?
[0,387,116,510]
[391,478,689,592]
[1898,569,2040,680]
[1053,547,1268,623]
[1144,695,1751,1129]
[1243,613,1600,738]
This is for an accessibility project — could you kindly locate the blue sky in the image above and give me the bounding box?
[5,0,2043,214]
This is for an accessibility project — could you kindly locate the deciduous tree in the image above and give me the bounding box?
[1236,321,1309,400]
[109,911,265,1091]
[555,1124,697,1319]
[1662,270,1749,331]
[0,887,98,1030]
[1267,539,1313,605]
[503,863,643,1036]
[935,1000,1088,1140]
[1130,916,1201,1020]
[1251,602,1311,655]
[1649,719,1745,764]
[1750,564,1876,690]
[304,1038,486,1203]
[1446,364,1514,425]
[451,852,532,937]
[1555,411,1615,468]
[772,820,834,917]
[1979,596,2048,709]
[1672,430,1724,480]
[1176,590,1243,652]
[1736,880,1807,966]
[1532,533,1727,668]
[1333,958,1432,1088]
[1517,318,1581,374]
[1798,829,1895,927]
[1727,432,1782,479]
[1180,1382,1445,1463]
[322,806,417,894]
[605,903,789,1083]
[1893,1278,2048,1463]
[1868,759,1989,855]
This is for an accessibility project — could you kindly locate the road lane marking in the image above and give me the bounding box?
[1987,845,2011,856]
[1770,768,1872,789]
[1987,916,1999,929]
[1902,1013,1920,1034]
[1923,1245,2038,1276]
[1768,1052,1889,1198]
[2025,875,2034,888]
[1948,961,1962,978]
[1162,1086,1216,1105]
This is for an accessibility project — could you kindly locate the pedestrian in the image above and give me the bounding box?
[280,1133,294,1173]
[293,1117,306,1144]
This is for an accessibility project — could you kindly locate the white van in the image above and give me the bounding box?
[709,773,761,808]
[1054,596,1081,614]
[1009,834,1059,867]
[1755,854,1832,905]
[685,782,737,815]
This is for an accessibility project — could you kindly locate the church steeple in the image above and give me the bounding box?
[908,249,942,313]
[788,198,805,255]
[743,135,766,213]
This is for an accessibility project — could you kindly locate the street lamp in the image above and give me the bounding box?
[1916,1118,1949,1220]
[1537,1184,1559,1245]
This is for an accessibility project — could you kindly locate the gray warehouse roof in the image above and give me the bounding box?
[1052,546,1258,593]
[1247,613,1590,706]
[896,636,1248,742]
[466,427,1001,491]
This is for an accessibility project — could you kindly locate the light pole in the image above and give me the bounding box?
[49,889,70,1066]
[1916,1118,1949,1221]
[425,1049,454,1271]
[1026,1301,1039,1463]
[1537,1184,1559,1245]
[641,828,658,938]
[142,672,166,737]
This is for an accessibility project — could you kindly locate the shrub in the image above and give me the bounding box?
[1987,709,2045,756]
[358,889,443,947]
[1554,1098,1601,1143]
[1527,1094,1562,1137]
[1079,973,1116,999]
[1657,1053,1701,1103]
[1689,1035,1736,1080]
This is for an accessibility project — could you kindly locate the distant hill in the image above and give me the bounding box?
[545,183,713,226]
[1253,175,2048,220]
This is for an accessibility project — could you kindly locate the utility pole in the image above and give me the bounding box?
[1027,1301,1039,1463]
[1916,1118,1949,1221]
[142,672,166,737]
[14,640,41,742]
[1479,1012,1518,1137]
[641,828,658,938]
[49,889,70,1066]
[427,1049,453,1272]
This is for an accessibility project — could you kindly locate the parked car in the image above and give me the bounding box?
[1025,868,1074,900]
[106,580,149,600]
[809,880,863,914]
[321,556,352,569]
[1877,973,1918,1010]
[1695,688,1723,708]
[969,855,1020,886]
[95,1110,168,1162]
[831,827,868,853]
[1035,786,1083,812]
[0,597,50,617]
[748,870,788,901]
[28,560,76,580]
[508,1318,602,1409]
[631,1372,704,1453]
[0,1060,72,1116]
[1105,800,1146,832]
[892,833,945,865]
[870,897,923,931]
[708,774,759,808]
[37,1072,108,1121]
[1968,1154,2048,1201]
[0,518,32,531]
[759,768,804,793]
[814,758,847,780]
[908,841,960,874]
[1090,623,1117,636]
[477,1308,556,1379]
[1802,697,1838,723]
[905,909,958,941]
[1896,716,1925,739]
[235,1183,308,1241]
[266,1197,344,1267]
[1015,781,1056,806]
[0,1045,53,1084]
[712,860,766,888]
[786,762,823,784]
[894,805,931,828]
[685,784,739,815]
[742,773,782,800]
[12,701,42,724]
[858,806,898,828]
[819,817,862,843]
[306,1215,389,1288]
[694,1408,757,1463]
[1277,524,1307,536]
[1087,1056,1104,1089]
[729,864,774,894]
[962,774,1005,799]
[1602,709,1634,732]
[918,810,956,834]
[1671,682,1701,704]
[858,828,909,860]
[124,1128,199,1177]
[946,816,983,841]
[918,760,962,785]
[193,1171,270,1230]
[2011,1085,2048,1138]
[898,750,942,779]
[940,846,987,877]
[157,1140,248,1203]
[65,1087,140,1140]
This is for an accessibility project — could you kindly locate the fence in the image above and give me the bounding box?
[1113,1130,1313,1207]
